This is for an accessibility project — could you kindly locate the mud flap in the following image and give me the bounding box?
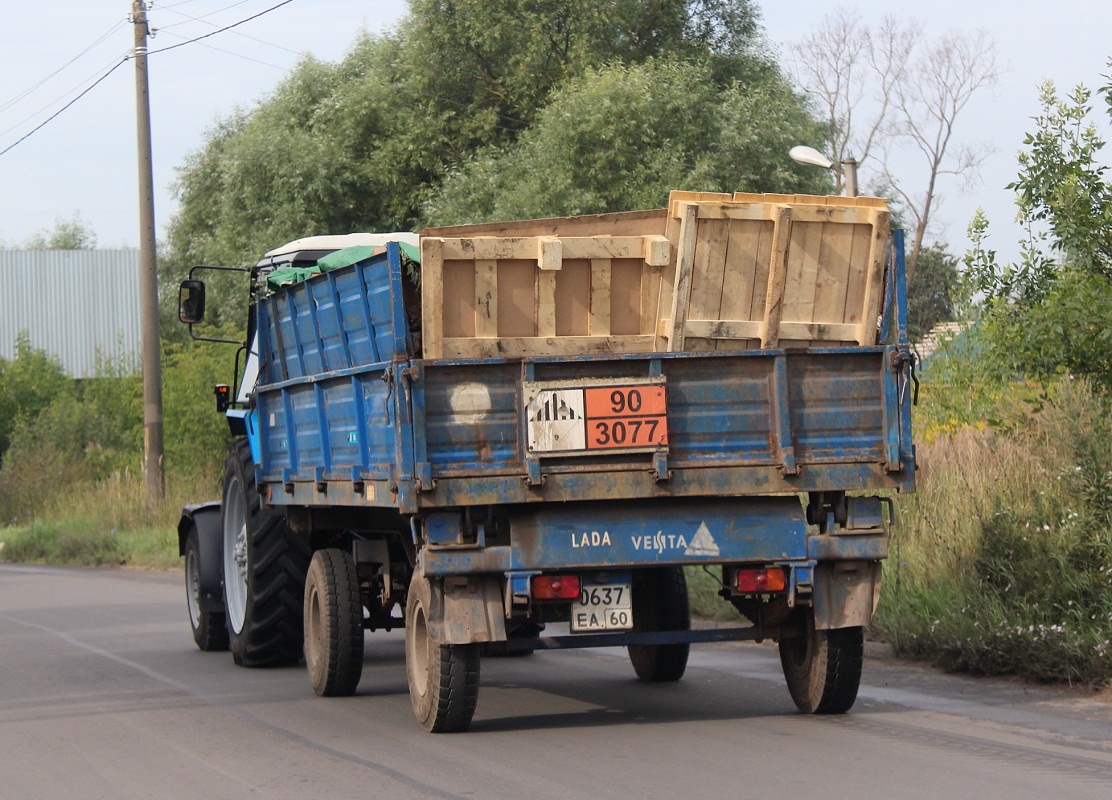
[425,575,507,645]
[178,503,224,615]
[812,561,881,630]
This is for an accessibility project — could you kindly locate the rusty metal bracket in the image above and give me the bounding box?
[525,459,545,488]
[399,365,419,424]
[771,355,799,475]
[787,560,816,607]
[652,451,670,483]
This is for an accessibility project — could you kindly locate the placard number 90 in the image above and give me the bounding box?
[609,388,642,414]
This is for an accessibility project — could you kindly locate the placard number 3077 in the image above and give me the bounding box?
[592,418,659,446]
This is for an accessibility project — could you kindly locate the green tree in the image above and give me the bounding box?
[906,243,959,341]
[405,0,763,138]
[161,341,236,480]
[969,76,1112,388]
[23,213,96,249]
[0,334,75,465]
[165,3,786,279]
[424,59,827,223]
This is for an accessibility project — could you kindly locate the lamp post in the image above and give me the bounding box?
[789,145,858,197]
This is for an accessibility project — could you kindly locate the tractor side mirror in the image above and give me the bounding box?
[179,279,207,324]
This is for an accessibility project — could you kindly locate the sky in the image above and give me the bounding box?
[1,0,1110,266]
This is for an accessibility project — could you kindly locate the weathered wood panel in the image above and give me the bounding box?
[421,192,889,358]
[659,191,889,351]
[421,233,671,358]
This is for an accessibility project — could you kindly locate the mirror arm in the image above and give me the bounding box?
[183,264,251,346]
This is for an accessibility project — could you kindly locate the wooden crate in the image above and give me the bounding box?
[420,210,671,359]
[419,193,890,359]
[658,191,890,351]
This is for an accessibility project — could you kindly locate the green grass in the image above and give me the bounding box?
[877,379,1112,687]
[0,469,217,570]
[0,515,181,570]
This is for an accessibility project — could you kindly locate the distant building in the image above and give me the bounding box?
[0,249,141,378]
[914,320,973,368]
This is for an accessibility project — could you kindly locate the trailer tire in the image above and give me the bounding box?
[779,608,863,714]
[185,526,229,652]
[405,569,480,733]
[222,440,309,667]
[304,548,364,697]
[628,566,690,682]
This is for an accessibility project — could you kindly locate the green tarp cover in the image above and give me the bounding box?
[315,245,377,273]
[265,241,420,291]
[265,265,318,290]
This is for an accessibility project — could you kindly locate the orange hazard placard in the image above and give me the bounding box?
[583,385,668,450]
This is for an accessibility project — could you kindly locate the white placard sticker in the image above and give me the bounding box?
[526,388,586,452]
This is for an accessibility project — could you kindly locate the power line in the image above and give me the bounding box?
[156,1,304,57]
[0,58,129,159]
[156,29,288,71]
[0,20,126,114]
[0,0,299,159]
[149,0,295,54]
[156,0,255,30]
[0,53,131,138]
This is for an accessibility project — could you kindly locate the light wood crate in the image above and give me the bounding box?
[419,192,890,359]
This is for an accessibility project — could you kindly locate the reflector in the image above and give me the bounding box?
[532,574,581,601]
[735,567,786,593]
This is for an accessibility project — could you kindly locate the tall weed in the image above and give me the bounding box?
[880,379,1112,686]
[0,468,218,568]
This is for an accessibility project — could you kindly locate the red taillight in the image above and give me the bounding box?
[735,567,787,593]
[532,574,581,601]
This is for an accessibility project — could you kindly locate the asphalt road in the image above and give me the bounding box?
[2,564,1111,800]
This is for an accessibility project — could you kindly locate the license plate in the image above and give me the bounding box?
[570,578,633,632]
[525,378,667,455]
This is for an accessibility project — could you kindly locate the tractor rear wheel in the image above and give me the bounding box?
[222,440,309,667]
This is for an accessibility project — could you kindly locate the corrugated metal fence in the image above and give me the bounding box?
[0,249,142,378]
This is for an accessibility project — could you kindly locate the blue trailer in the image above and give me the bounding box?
[177,192,915,732]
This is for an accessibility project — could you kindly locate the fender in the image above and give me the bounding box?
[178,502,225,615]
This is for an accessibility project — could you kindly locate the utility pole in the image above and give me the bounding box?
[132,0,165,508]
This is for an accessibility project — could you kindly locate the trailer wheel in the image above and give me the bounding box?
[779,608,863,714]
[304,548,364,696]
[185,526,228,652]
[222,440,309,667]
[404,569,480,733]
[628,566,690,682]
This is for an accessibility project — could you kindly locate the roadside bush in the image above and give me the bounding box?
[685,566,743,621]
[0,334,230,566]
[0,468,213,569]
[162,339,236,482]
[0,334,74,465]
[879,378,1112,686]
[0,351,142,524]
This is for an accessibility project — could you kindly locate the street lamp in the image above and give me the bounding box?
[789,145,858,197]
